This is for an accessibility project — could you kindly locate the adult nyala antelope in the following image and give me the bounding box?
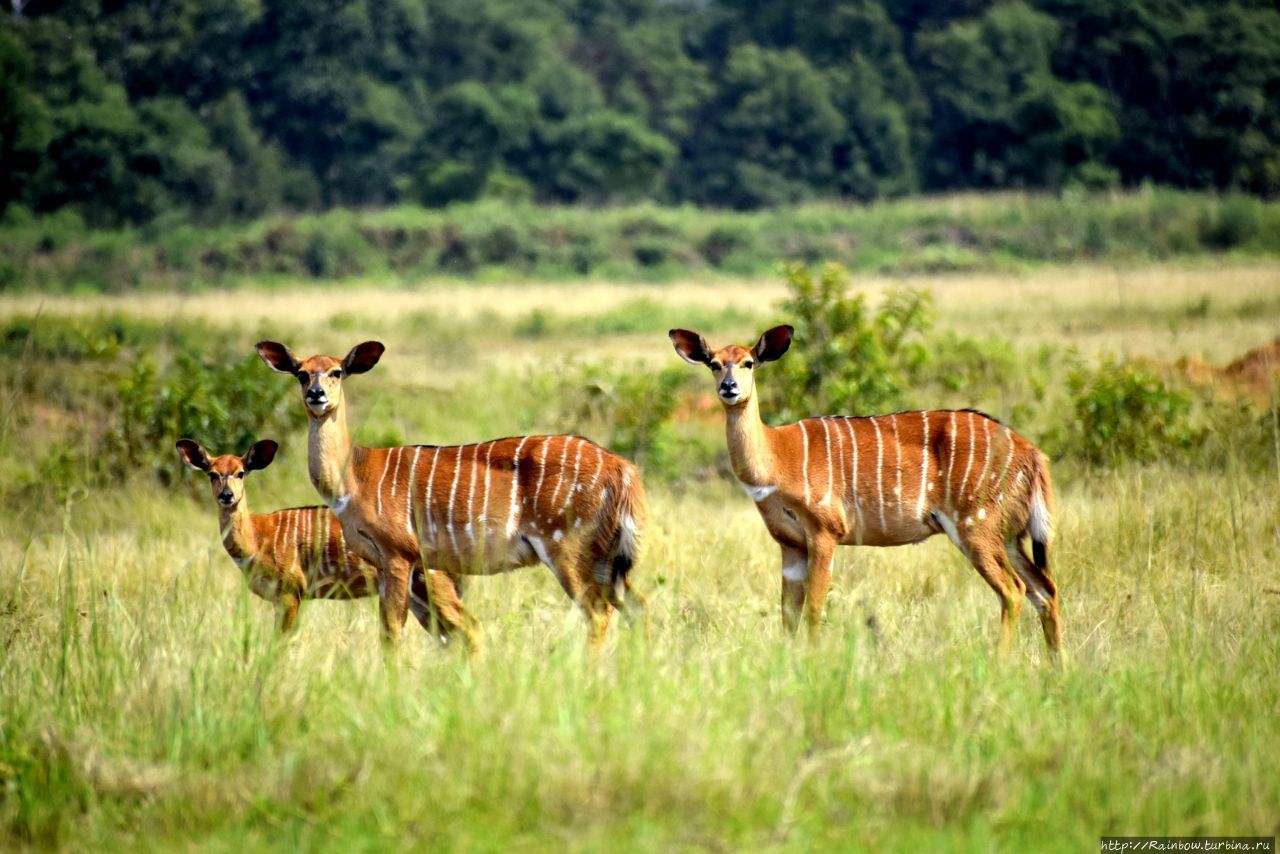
[669,325,1061,658]
[177,438,443,635]
[256,340,647,651]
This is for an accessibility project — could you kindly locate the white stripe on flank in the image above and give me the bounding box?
[406,447,422,537]
[376,448,396,517]
[481,440,494,527]
[945,411,958,509]
[273,510,283,558]
[819,417,834,505]
[446,445,463,556]
[973,418,993,507]
[389,447,401,497]
[564,439,583,511]
[848,419,863,536]
[465,443,479,543]
[997,427,1015,493]
[892,414,903,517]
[587,444,604,491]
[916,411,929,520]
[871,416,887,530]
[425,447,441,541]
[800,421,811,506]
[830,416,847,502]
[534,438,550,508]
[959,411,977,505]
[506,436,530,536]
[550,437,571,507]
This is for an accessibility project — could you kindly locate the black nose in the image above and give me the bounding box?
[306,389,325,401]
[720,380,738,393]
[218,491,233,503]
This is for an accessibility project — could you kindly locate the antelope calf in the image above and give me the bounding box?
[669,325,1061,658]
[176,438,440,635]
[256,340,647,651]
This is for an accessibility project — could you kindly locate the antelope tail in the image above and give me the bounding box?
[1027,450,1055,572]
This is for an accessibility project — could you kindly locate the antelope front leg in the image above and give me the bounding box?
[378,556,412,647]
[803,533,837,639]
[779,544,808,635]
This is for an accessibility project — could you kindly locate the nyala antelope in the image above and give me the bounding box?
[669,325,1061,658]
[175,438,440,635]
[256,340,647,651]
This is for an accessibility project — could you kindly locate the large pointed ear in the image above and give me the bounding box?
[242,439,279,472]
[176,439,211,472]
[752,325,793,363]
[256,340,300,375]
[342,341,385,375]
[669,329,714,366]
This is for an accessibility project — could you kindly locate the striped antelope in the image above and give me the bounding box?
[255,340,647,651]
[669,325,1061,658]
[175,438,441,635]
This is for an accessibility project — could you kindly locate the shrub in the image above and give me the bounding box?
[762,262,931,421]
[1062,359,1200,464]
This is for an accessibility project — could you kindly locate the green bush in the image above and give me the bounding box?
[1062,359,1200,464]
[762,262,931,421]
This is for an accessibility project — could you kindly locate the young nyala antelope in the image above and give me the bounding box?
[176,438,440,636]
[669,325,1061,660]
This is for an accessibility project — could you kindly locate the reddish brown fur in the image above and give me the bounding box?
[256,341,647,652]
[670,326,1061,660]
[175,439,439,635]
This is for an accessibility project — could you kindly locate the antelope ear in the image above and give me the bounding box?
[176,439,211,472]
[752,325,793,363]
[342,341,385,375]
[242,439,279,472]
[256,341,301,375]
[669,329,713,366]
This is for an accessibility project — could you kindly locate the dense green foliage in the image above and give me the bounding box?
[2,0,1277,228]
[4,191,1280,291]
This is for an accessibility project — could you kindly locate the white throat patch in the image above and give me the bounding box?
[741,483,778,502]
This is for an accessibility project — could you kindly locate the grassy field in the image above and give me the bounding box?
[2,261,1279,849]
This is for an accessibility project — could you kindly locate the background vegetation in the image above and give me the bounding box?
[1,260,1277,846]
[3,0,1279,231]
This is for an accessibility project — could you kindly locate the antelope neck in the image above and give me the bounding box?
[724,393,776,486]
[219,499,256,562]
[307,401,361,507]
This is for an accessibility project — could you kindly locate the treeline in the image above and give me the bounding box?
[1,0,1278,229]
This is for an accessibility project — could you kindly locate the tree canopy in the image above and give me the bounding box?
[2,0,1277,226]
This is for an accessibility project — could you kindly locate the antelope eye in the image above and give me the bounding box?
[709,362,722,372]
[236,472,245,479]
[330,369,343,379]
[207,473,217,481]
[296,371,310,385]
[742,360,755,369]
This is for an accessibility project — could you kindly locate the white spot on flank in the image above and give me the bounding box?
[977,507,987,521]
[742,483,778,502]
[781,558,807,582]
[964,516,974,527]
[552,529,564,542]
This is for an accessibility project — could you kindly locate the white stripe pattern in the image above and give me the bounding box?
[550,438,571,507]
[973,418,993,506]
[446,445,463,554]
[800,421,811,505]
[830,416,847,503]
[376,448,396,517]
[916,411,929,520]
[506,437,530,536]
[405,447,422,536]
[425,447,441,541]
[534,438,550,508]
[465,443,479,543]
[872,416,887,529]
[892,414,903,517]
[819,418,833,505]
[959,411,977,505]
[848,419,863,535]
[564,440,583,511]
[945,411,958,508]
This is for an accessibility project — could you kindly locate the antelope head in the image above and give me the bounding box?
[669,325,793,407]
[176,439,278,508]
[256,340,385,418]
